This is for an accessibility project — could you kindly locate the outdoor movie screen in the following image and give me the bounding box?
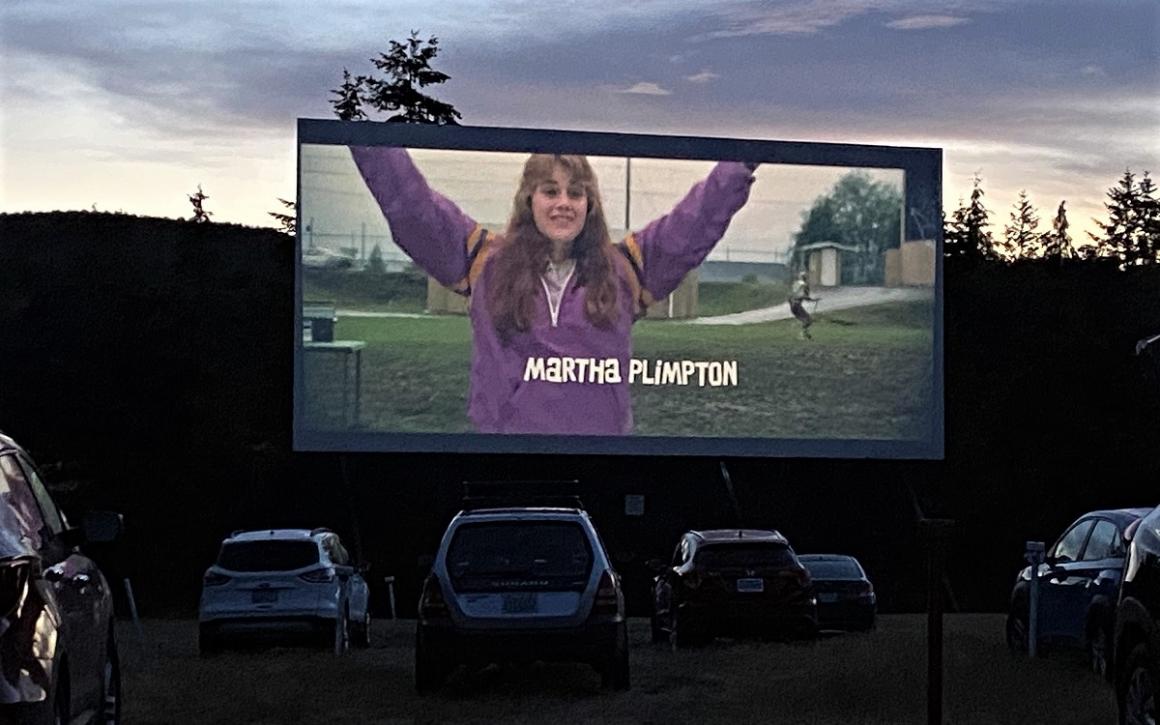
[294,121,943,458]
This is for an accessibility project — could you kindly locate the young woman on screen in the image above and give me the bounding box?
[350,145,758,435]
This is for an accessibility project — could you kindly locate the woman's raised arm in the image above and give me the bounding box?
[630,162,756,300]
[350,146,479,288]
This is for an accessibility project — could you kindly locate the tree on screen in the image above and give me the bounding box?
[188,185,213,224]
[791,172,902,284]
[1040,201,1073,264]
[1001,190,1041,261]
[330,68,367,121]
[357,31,462,125]
[1090,170,1160,267]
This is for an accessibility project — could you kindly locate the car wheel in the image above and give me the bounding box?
[1088,614,1113,682]
[333,612,350,655]
[1005,609,1028,654]
[415,627,449,694]
[601,622,630,691]
[351,611,372,649]
[1119,643,1156,725]
[101,626,123,724]
[198,623,222,656]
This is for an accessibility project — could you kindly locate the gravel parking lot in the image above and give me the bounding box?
[118,614,1115,724]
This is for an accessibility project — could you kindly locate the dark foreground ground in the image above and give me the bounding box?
[118,614,1114,724]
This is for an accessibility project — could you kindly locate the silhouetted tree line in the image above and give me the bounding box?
[944,170,1160,268]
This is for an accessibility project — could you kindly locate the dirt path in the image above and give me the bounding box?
[689,286,933,325]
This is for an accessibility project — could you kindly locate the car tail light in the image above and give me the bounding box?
[202,570,231,587]
[1,560,32,618]
[419,574,449,619]
[299,568,336,583]
[593,570,619,615]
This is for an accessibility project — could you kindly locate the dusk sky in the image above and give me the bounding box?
[2,0,1157,245]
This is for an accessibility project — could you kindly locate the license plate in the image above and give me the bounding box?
[736,578,764,593]
[251,589,278,604]
[502,592,536,614]
[818,592,839,603]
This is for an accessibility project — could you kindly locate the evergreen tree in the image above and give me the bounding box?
[268,197,296,236]
[1134,172,1160,265]
[329,68,367,121]
[1002,190,1040,261]
[359,31,462,125]
[962,175,995,261]
[943,200,971,259]
[188,184,212,223]
[1041,201,1073,264]
[1088,169,1158,266]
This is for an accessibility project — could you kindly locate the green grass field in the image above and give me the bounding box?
[302,300,934,440]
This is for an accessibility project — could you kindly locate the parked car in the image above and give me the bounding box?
[415,505,629,692]
[0,431,122,724]
[1114,504,1159,725]
[798,554,876,631]
[198,527,371,655]
[650,529,817,647]
[1006,507,1152,679]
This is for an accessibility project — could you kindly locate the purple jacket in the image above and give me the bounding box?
[351,146,755,435]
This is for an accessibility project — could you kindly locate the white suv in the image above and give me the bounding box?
[198,528,371,654]
[416,506,629,692]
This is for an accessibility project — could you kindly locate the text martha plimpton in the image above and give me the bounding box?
[523,357,738,387]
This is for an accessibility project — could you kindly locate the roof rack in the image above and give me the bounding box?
[461,480,585,511]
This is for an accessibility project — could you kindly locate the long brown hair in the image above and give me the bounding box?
[486,154,619,339]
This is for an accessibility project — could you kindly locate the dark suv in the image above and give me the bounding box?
[415,505,629,692]
[1114,504,1159,725]
[1006,507,1151,679]
[650,529,817,647]
[0,431,122,724]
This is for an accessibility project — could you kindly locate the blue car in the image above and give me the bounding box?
[1007,507,1152,679]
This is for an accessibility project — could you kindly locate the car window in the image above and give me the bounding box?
[1053,520,1094,563]
[217,540,320,571]
[803,559,863,579]
[0,453,47,550]
[1082,521,1120,561]
[17,456,65,536]
[446,521,592,580]
[696,543,796,569]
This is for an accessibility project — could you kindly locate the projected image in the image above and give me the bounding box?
[295,125,940,457]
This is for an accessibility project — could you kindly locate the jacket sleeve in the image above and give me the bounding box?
[349,146,478,287]
[631,162,755,299]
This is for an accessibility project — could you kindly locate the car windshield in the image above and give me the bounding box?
[696,543,795,569]
[447,521,592,579]
[803,559,862,579]
[217,541,319,571]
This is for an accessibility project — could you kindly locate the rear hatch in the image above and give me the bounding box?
[693,543,810,604]
[445,521,593,619]
[804,559,870,603]
[207,540,326,611]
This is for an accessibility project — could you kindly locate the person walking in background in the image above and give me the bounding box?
[788,271,819,340]
[350,145,759,435]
